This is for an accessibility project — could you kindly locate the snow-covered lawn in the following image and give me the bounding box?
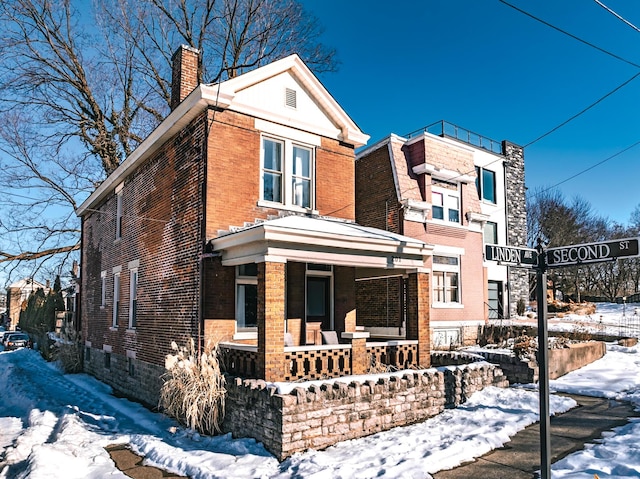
[1,303,640,478]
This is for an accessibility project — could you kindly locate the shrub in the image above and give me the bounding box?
[55,329,83,373]
[159,339,226,435]
[516,298,526,316]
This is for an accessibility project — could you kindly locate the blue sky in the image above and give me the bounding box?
[301,0,640,225]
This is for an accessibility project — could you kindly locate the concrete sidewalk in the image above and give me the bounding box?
[433,394,639,479]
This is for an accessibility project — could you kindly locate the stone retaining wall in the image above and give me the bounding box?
[223,362,508,460]
[471,341,607,384]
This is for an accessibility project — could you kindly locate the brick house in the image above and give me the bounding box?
[77,46,433,407]
[355,123,527,347]
[5,278,49,331]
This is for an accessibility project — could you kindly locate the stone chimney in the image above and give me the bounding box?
[170,45,201,110]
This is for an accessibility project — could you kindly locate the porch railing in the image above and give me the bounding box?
[220,339,421,381]
[366,340,419,370]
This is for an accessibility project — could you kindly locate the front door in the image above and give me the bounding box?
[488,280,503,319]
[306,276,331,344]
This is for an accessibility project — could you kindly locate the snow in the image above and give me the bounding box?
[2,303,640,478]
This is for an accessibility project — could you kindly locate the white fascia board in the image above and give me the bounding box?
[356,133,406,160]
[432,245,465,256]
[77,85,215,216]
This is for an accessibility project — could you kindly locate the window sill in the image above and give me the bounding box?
[432,303,464,309]
[257,200,317,215]
[109,326,118,331]
[126,328,137,334]
[233,331,257,341]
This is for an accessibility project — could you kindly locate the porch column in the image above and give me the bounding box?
[257,261,286,381]
[406,271,430,367]
[342,331,370,375]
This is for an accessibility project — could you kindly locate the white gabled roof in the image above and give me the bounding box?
[77,54,368,216]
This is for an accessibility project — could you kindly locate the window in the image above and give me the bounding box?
[100,271,107,307]
[115,188,123,239]
[236,264,258,330]
[104,352,111,369]
[112,272,120,328]
[431,180,460,223]
[128,357,135,377]
[433,255,460,304]
[476,167,496,204]
[484,221,498,244]
[129,268,138,329]
[261,136,314,210]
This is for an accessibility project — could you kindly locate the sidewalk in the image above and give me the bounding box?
[433,394,640,479]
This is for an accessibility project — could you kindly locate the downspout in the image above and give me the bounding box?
[198,109,212,354]
[503,158,510,318]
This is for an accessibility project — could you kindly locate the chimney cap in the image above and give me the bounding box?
[172,44,201,59]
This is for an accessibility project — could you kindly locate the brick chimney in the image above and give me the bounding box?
[170,45,201,110]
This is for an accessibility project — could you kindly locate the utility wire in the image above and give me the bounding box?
[524,71,640,147]
[532,139,640,197]
[498,0,640,69]
[594,0,640,33]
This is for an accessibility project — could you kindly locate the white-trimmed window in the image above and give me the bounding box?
[431,180,460,223]
[115,184,124,239]
[261,136,314,210]
[433,255,460,304]
[484,221,498,245]
[129,267,138,329]
[236,264,258,330]
[100,271,107,308]
[476,166,497,204]
[112,271,121,327]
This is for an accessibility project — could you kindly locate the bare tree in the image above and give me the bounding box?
[0,0,336,284]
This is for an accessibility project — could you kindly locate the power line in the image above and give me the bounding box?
[594,0,640,33]
[524,71,640,147]
[497,0,640,69]
[532,139,640,198]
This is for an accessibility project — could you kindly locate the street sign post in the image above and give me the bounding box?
[547,238,639,268]
[484,236,640,479]
[484,244,537,267]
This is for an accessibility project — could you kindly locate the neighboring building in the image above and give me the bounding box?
[5,278,49,331]
[355,122,527,347]
[77,46,432,408]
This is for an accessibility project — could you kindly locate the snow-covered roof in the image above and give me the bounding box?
[210,215,433,271]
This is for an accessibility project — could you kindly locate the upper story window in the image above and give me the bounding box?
[476,167,496,204]
[115,183,124,240]
[129,268,138,329]
[261,136,314,210]
[431,179,460,223]
[484,221,498,244]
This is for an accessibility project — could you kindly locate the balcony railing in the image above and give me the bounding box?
[406,120,503,155]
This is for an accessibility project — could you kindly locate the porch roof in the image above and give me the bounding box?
[209,215,433,271]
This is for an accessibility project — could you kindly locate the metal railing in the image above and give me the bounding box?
[406,120,503,155]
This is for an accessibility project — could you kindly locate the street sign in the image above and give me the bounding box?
[546,237,639,268]
[485,244,538,267]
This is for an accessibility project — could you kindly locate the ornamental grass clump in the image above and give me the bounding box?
[159,339,226,436]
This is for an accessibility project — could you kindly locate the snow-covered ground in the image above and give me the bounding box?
[1,303,640,479]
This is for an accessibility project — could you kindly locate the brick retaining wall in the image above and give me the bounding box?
[223,362,508,460]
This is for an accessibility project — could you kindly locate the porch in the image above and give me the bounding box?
[208,215,433,382]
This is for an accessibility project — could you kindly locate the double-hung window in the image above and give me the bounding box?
[261,136,314,210]
[129,268,138,329]
[100,271,107,308]
[236,264,258,330]
[115,184,124,240]
[431,180,460,223]
[433,255,460,304]
[112,270,121,328]
[476,167,496,204]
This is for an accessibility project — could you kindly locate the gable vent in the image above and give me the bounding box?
[285,88,297,109]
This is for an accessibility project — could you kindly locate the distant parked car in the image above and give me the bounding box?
[4,332,32,350]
